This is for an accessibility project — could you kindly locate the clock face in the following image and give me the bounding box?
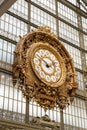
[30,42,66,87]
[33,49,61,83]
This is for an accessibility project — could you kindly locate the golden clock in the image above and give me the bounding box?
[13,26,78,110]
[29,42,66,87]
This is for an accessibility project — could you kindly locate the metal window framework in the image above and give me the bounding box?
[0,0,87,129]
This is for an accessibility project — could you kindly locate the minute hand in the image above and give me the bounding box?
[36,54,49,66]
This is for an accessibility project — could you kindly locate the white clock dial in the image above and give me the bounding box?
[50,54,56,60]
[35,52,41,57]
[45,50,50,56]
[51,75,56,82]
[56,67,61,73]
[35,65,41,71]
[41,58,54,74]
[33,48,62,84]
[46,75,51,82]
[54,72,60,78]
[39,49,45,56]
[40,71,45,78]
[34,58,39,65]
[53,60,59,66]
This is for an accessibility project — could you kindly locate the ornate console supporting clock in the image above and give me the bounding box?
[13,26,78,111]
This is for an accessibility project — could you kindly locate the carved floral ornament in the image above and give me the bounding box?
[13,26,78,111]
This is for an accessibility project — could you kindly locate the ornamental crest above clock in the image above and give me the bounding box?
[13,26,78,111]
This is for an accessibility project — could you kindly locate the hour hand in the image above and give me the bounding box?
[42,59,51,68]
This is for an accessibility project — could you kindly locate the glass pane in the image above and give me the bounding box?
[58,2,78,27]
[2,51,6,62]
[0,84,4,96]
[9,99,13,111]
[0,97,3,109]
[31,5,57,34]
[67,0,76,5]
[59,21,80,46]
[4,98,8,110]
[31,0,56,14]
[9,0,28,20]
[0,39,3,49]
[63,42,82,69]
